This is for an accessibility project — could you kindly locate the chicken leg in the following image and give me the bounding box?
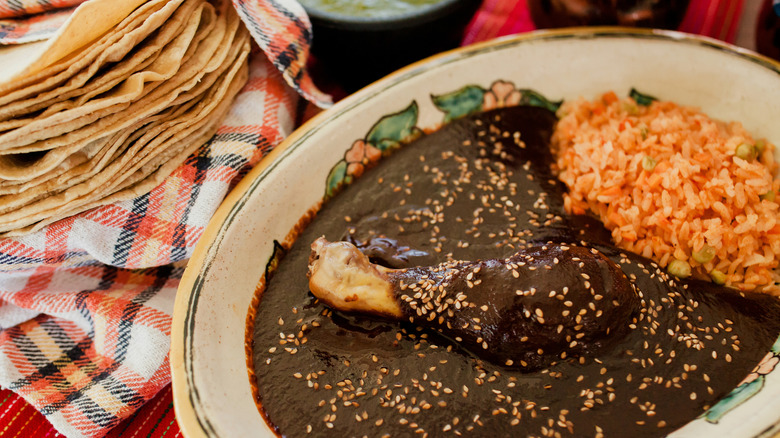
[308,237,640,369]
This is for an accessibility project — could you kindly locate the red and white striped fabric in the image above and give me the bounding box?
[0,0,325,436]
[0,6,84,44]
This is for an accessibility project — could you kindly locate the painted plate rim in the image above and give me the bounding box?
[170,27,780,438]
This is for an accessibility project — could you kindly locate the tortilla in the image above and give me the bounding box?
[0,3,205,148]
[0,1,222,180]
[0,0,250,236]
[0,0,201,122]
[0,29,250,234]
[0,0,182,103]
[0,65,248,236]
[0,96,203,196]
[0,102,194,203]
[0,0,151,85]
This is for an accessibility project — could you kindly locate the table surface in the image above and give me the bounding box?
[0,0,768,436]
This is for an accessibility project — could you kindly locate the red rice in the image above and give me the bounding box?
[552,92,780,294]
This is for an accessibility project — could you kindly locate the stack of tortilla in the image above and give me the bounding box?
[0,0,250,236]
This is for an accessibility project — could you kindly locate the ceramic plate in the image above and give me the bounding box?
[171,28,780,438]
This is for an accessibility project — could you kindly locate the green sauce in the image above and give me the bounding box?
[300,0,444,18]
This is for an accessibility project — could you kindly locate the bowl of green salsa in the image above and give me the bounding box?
[300,0,482,91]
[301,0,452,18]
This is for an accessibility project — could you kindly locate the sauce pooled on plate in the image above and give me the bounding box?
[250,106,780,437]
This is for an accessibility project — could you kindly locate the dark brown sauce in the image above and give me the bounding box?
[250,106,780,437]
[382,242,641,371]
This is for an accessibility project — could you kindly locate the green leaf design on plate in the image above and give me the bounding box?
[376,128,423,153]
[703,334,780,423]
[264,240,287,278]
[432,85,485,122]
[629,88,658,106]
[325,160,348,199]
[703,377,765,423]
[377,139,402,154]
[366,101,420,150]
[519,89,563,113]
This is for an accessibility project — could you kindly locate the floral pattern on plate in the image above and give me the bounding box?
[432,80,561,122]
[325,102,422,198]
[704,335,780,423]
[325,80,561,197]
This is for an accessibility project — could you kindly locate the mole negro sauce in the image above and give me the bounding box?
[250,106,780,437]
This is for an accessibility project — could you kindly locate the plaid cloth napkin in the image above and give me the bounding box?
[0,4,85,44]
[0,0,329,436]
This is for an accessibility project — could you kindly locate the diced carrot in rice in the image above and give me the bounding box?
[552,94,780,294]
[602,91,619,105]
